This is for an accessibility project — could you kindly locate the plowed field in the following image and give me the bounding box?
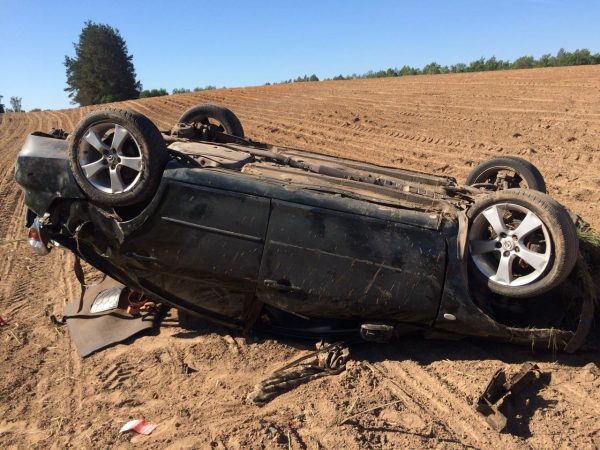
[1,66,599,449]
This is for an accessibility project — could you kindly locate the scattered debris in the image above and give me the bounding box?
[475,362,543,432]
[180,362,196,375]
[9,330,22,345]
[247,341,350,405]
[125,291,158,316]
[90,287,123,314]
[223,334,241,354]
[0,315,7,327]
[119,419,159,435]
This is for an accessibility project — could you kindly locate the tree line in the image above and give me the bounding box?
[282,48,600,84]
[139,85,217,98]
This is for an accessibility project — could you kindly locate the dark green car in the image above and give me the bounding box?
[15,104,591,351]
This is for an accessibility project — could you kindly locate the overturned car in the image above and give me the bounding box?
[15,104,593,352]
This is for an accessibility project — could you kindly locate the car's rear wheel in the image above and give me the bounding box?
[467,189,578,298]
[177,103,244,138]
[68,109,168,207]
[466,156,546,192]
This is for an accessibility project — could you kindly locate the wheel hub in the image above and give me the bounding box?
[502,239,515,251]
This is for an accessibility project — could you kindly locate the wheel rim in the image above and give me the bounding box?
[468,202,552,287]
[76,122,143,194]
[474,166,529,189]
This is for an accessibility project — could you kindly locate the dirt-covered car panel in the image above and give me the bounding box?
[255,199,446,323]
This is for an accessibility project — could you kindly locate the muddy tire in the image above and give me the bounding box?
[467,189,578,298]
[68,109,168,207]
[178,103,244,138]
[467,156,546,192]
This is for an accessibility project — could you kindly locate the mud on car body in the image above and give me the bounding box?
[14,104,593,351]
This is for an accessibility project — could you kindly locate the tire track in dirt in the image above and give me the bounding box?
[0,112,71,316]
[376,358,522,449]
[0,111,87,448]
[240,100,597,173]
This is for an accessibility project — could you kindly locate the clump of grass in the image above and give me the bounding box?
[575,221,600,346]
[578,228,600,248]
[577,226,600,277]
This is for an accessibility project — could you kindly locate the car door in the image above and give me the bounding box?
[256,200,446,324]
[120,180,270,321]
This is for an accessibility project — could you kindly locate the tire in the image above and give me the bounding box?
[178,103,244,138]
[68,108,168,207]
[466,189,578,298]
[466,156,546,192]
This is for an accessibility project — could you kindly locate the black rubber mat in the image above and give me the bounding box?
[64,277,156,357]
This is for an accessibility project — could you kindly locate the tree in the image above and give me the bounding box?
[468,57,486,72]
[399,65,419,76]
[538,53,556,67]
[0,95,4,114]
[139,88,169,98]
[172,88,191,94]
[512,55,535,69]
[64,21,141,106]
[423,62,442,74]
[571,48,593,65]
[450,63,467,73]
[194,85,216,91]
[555,48,570,66]
[484,56,500,71]
[10,97,22,112]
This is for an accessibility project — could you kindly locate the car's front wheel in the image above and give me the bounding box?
[466,189,578,298]
[68,109,168,207]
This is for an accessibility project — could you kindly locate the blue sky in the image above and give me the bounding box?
[0,0,598,111]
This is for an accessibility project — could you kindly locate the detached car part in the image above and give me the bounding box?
[247,341,350,405]
[476,362,543,432]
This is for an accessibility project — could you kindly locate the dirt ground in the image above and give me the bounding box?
[1,66,599,449]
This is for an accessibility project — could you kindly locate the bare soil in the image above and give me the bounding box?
[1,66,599,449]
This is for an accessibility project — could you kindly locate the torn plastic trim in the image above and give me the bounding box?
[28,216,50,255]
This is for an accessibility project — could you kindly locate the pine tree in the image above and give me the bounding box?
[64,21,141,106]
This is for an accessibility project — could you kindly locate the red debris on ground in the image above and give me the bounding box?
[119,419,159,435]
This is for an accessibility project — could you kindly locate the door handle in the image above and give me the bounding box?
[125,251,158,262]
[263,279,303,294]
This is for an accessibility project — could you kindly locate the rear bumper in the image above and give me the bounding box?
[15,133,84,216]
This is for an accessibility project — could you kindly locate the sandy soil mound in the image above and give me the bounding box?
[1,66,599,449]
